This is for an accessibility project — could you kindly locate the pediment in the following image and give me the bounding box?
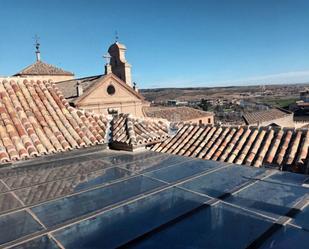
[75,74,144,106]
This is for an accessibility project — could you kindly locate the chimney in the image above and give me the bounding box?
[77,81,83,96]
[103,53,112,75]
[133,82,138,92]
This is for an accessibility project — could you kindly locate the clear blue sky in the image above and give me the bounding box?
[1,0,309,88]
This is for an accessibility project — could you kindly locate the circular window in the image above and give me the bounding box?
[107,85,116,95]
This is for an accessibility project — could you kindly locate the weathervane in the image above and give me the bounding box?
[33,34,41,61]
[115,31,119,42]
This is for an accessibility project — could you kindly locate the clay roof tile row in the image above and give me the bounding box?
[111,113,170,149]
[0,79,108,163]
[243,108,292,125]
[152,124,309,173]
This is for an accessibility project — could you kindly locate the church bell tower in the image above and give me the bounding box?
[107,41,132,87]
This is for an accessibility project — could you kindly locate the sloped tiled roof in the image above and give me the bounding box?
[144,106,213,122]
[57,73,145,104]
[14,61,74,76]
[111,113,170,150]
[56,75,103,100]
[152,124,309,172]
[243,108,292,125]
[0,79,108,163]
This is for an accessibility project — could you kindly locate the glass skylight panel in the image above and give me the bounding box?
[31,175,165,228]
[123,202,274,249]
[74,167,133,191]
[14,167,133,206]
[259,224,309,249]
[265,171,309,187]
[179,165,268,198]
[101,151,161,165]
[2,159,112,190]
[0,192,23,213]
[225,178,309,218]
[121,154,192,174]
[10,235,60,249]
[0,210,43,245]
[52,187,209,249]
[144,159,224,183]
[0,181,8,193]
[290,204,309,230]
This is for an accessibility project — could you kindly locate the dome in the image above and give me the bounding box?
[108,42,126,51]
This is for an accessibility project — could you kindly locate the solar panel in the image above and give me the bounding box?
[124,202,275,249]
[225,172,309,218]
[0,149,308,248]
[10,235,59,249]
[144,159,225,183]
[290,204,309,230]
[258,224,309,249]
[0,210,44,245]
[31,175,165,228]
[179,164,270,198]
[52,187,210,249]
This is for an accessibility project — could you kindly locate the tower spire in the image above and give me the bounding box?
[34,35,41,61]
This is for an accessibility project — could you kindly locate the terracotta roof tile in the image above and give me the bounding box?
[144,106,213,122]
[151,124,309,173]
[110,113,169,150]
[243,108,292,125]
[0,79,108,163]
[14,61,74,76]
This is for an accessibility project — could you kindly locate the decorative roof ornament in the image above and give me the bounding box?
[115,31,119,43]
[34,34,41,61]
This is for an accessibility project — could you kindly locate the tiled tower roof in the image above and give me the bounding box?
[152,124,309,173]
[14,61,74,76]
[0,79,108,163]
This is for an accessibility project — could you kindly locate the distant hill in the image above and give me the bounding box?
[140,83,309,102]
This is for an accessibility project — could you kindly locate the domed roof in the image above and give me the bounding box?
[108,42,126,51]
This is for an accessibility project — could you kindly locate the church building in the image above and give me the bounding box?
[13,40,74,82]
[56,41,149,117]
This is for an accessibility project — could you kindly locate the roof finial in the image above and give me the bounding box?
[115,31,119,43]
[34,35,41,61]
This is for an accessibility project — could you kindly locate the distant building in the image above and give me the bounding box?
[167,100,188,106]
[13,40,74,82]
[300,89,309,102]
[143,106,214,127]
[242,108,294,127]
[57,41,149,117]
[239,99,269,110]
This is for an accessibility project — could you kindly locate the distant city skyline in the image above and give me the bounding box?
[1,0,309,88]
